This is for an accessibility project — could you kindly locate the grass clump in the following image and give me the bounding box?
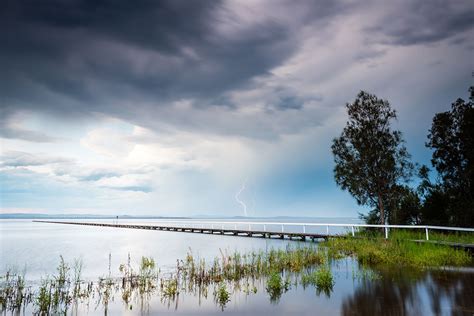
[215,283,230,310]
[301,266,334,296]
[161,278,178,298]
[1,246,329,312]
[324,235,471,269]
[265,271,290,303]
[0,269,30,311]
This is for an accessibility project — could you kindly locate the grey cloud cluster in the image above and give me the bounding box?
[367,1,474,46]
[1,0,472,141]
[1,1,295,110]
[0,0,348,138]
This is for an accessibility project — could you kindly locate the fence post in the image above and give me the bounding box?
[264,224,266,232]
[384,226,388,239]
[303,225,306,234]
[234,224,237,230]
[282,225,284,232]
[425,227,429,241]
[326,225,329,235]
[351,226,355,237]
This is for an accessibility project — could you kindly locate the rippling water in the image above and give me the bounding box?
[1,219,473,315]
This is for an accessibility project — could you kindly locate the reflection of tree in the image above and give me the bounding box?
[341,268,474,316]
[425,271,474,316]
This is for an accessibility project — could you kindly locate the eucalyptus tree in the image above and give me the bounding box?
[332,91,414,224]
[425,86,474,226]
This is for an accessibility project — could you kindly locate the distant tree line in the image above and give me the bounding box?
[332,86,474,227]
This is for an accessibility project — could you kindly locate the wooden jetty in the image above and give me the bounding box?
[33,220,330,242]
[33,221,474,252]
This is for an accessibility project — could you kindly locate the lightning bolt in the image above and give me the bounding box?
[235,180,248,217]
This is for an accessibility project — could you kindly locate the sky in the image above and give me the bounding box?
[1,0,473,217]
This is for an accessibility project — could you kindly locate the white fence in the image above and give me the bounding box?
[111,219,474,241]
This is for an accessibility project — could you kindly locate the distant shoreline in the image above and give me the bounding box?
[0,213,359,220]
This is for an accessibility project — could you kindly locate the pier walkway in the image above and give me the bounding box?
[33,220,474,249]
[33,220,329,241]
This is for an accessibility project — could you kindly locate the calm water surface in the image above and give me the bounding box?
[1,219,473,315]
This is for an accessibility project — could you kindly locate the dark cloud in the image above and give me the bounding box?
[0,1,296,112]
[0,0,350,139]
[0,125,61,143]
[275,96,304,111]
[353,49,386,63]
[368,0,474,46]
[1,0,471,143]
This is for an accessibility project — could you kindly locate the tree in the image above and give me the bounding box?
[332,91,414,224]
[425,86,474,226]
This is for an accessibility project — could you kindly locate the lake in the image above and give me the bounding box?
[1,219,473,315]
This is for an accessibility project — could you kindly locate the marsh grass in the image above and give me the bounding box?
[2,238,470,313]
[0,268,30,311]
[301,266,334,297]
[214,282,230,310]
[1,246,330,313]
[355,229,474,244]
[265,271,293,303]
[324,233,472,269]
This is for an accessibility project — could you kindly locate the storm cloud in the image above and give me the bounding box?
[1,0,473,215]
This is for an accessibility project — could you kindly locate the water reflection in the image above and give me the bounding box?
[342,268,474,315]
[2,220,473,315]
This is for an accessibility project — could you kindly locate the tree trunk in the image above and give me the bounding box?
[377,193,385,225]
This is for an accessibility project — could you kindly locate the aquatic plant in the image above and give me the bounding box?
[215,282,230,310]
[301,266,334,297]
[265,271,290,303]
[161,278,178,298]
[0,268,30,311]
[324,234,471,268]
[1,246,331,313]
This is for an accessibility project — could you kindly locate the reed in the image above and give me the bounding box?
[9,241,465,313]
[301,266,334,297]
[323,234,472,268]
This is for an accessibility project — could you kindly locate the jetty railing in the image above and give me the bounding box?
[107,219,474,241]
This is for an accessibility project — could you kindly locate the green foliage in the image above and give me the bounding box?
[301,266,335,296]
[36,279,51,314]
[215,283,230,310]
[425,85,474,227]
[332,91,414,224]
[324,234,472,269]
[161,278,178,297]
[265,272,290,303]
[0,269,28,311]
[138,256,156,293]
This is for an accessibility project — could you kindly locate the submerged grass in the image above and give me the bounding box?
[265,271,291,303]
[0,245,332,313]
[215,282,230,310]
[301,266,334,296]
[1,235,471,313]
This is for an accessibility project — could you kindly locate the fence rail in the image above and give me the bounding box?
[104,219,474,241]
